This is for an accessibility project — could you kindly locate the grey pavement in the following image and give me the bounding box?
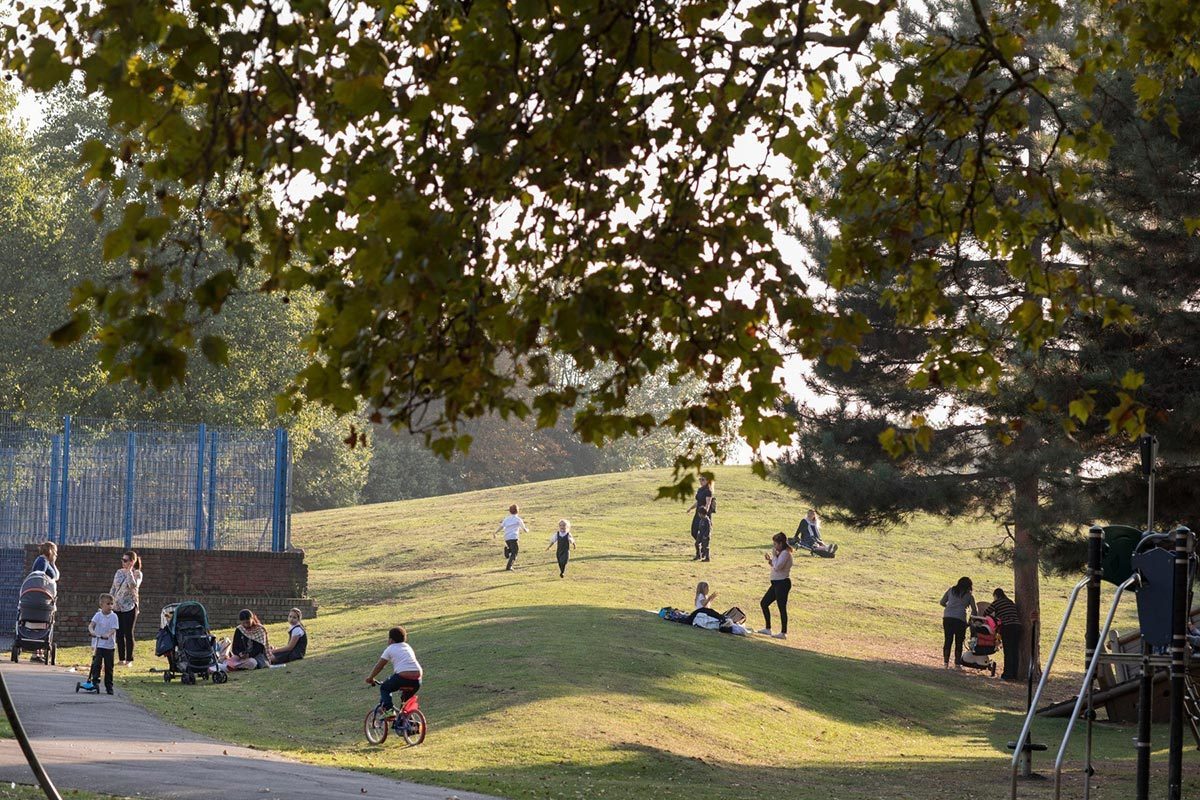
[0,662,502,800]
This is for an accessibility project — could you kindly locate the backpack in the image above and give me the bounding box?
[154,627,175,657]
[708,496,716,515]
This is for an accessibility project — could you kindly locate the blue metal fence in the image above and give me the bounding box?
[0,413,291,636]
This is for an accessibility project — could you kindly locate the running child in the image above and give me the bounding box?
[364,626,423,720]
[494,504,529,570]
[545,519,576,578]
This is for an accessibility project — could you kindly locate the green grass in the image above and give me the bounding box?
[0,788,133,800]
[54,466,1197,799]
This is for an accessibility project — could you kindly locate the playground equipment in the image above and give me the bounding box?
[1009,435,1198,800]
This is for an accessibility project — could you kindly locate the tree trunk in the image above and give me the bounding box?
[1012,472,1042,679]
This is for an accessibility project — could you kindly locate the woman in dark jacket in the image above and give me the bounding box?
[227,609,270,670]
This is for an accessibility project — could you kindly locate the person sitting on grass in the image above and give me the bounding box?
[270,607,308,665]
[683,581,725,626]
[226,609,270,670]
[364,626,423,721]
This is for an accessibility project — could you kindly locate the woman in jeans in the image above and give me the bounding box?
[940,576,977,669]
[110,550,143,666]
[757,532,793,640]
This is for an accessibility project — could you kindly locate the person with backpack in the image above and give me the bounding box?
[684,475,716,561]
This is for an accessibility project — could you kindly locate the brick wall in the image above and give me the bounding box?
[25,545,318,647]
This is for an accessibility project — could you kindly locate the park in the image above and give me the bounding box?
[1,0,1200,798]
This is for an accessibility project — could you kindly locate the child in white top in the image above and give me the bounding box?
[84,594,119,694]
[694,581,718,610]
[365,626,423,719]
[494,503,529,570]
[546,519,576,578]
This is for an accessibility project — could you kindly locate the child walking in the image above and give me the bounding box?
[494,504,529,570]
[84,594,119,694]
[545,519,576,577]
[364,626,423,720]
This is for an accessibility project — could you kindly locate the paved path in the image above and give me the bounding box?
[0,662,501,800]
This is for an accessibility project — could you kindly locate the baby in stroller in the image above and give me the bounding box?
[960,613,998,676]
[788,510,838,558]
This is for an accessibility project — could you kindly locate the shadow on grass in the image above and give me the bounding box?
[350,739,1181,800]
[323,604,1003,735]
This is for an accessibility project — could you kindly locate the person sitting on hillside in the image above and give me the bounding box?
[789,510,837,556]
[226,609,271,670]
[683,581,725,626]
[270,607,308,664]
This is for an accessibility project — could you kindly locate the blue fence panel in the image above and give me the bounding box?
[0,413,290,633]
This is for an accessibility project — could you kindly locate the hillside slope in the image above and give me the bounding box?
[104,466,1176,800]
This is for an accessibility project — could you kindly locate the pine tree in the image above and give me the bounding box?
[777,11,1200,676]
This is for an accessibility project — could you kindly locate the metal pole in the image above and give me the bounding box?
[58,416,70,545]
[271,428,283,552]
[1011,575,1090,799]
[1053,574,1139,800]
[123,432,136,550]
[1166,525,1190,800]
[279,429,289,552]
[1136,640,1152,800]
[193,423,206,550]
[206,431,217,550]
[47,436,60,545]
[1081,524,1103,799]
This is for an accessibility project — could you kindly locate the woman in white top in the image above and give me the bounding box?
[110,550,143,666]
[494,503,529,570]
[757,532,793,640]
[270,607,308,664]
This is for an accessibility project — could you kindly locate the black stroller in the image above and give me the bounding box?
[157,601,228,685]
[10,570,57,665]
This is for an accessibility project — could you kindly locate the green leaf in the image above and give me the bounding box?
[48,312,91,346]
[199,335,229,365]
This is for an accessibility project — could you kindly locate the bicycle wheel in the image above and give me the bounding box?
[364,706,389,744]
[401,709,427,746]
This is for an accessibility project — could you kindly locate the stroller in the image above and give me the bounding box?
[960,614,998,675]
[10,571,57,665]
[157,601,228,685]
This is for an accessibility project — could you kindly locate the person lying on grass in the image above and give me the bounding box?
[364,626,423,720]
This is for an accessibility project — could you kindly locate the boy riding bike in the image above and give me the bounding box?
[364,626,423,720]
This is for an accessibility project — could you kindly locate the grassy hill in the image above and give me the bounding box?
[63,466,1194,799]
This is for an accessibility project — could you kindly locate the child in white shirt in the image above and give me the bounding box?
[84,594,119,694]
[494,503,529,570]
[364,626,423,719]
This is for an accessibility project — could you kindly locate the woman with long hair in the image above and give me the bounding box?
[940,576,977,669]
[110,549,143,666]
[757,532,793,640]
[227,609,271,670]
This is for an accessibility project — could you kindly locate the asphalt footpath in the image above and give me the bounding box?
[0,661,501,800]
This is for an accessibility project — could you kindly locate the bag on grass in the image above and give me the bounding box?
[723,606,746,624]
[692,614,721,630]
[154,627,175,657]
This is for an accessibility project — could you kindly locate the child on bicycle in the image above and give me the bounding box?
[364,626,423,720]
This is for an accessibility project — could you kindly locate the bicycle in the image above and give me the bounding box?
[364,680,427,746]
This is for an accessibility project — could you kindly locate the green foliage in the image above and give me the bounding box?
[4,0,1200,487]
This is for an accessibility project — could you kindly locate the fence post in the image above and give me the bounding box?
[206,430,218,550]
[280,428,290,551]
[123,432,136,550]
[271,428,284,552]
[193,423,207,550]
[47,436,60,545]
[59,416,70,545]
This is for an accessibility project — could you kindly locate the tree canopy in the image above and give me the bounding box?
[4,0,1200,491]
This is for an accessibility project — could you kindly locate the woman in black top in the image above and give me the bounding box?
[989,588,1022,679]
[685,476,715,561]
